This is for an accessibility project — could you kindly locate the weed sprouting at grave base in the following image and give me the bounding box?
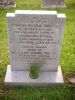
[29,63,42,79]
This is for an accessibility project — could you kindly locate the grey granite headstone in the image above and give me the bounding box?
[0,0,16,9]
[42,0,66,8]
[2,0,7,4]
[4,10,66,86]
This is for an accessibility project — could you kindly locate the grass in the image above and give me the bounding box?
[0,0,75,99]
[29,63,42,79]
[65,0,75,7]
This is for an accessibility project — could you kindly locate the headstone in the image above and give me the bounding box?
[4,10,66,86]
[0,0,16,9]
[42,0,66,8]
[2,0,7,4]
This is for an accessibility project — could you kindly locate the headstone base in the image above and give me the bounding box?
[41,3,66,8]
[0,4,16,9]
[4,65,64,86]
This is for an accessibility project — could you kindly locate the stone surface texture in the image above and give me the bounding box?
[42,0,66,8]
[6,10,66,71]
[0,0,16,9]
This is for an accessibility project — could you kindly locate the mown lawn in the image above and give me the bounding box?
[0,0,75,99]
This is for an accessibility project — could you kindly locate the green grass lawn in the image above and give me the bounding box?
[0,0,75,99]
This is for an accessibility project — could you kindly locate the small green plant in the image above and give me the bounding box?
[29,62,42,79]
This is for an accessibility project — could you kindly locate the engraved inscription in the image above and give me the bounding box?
[11,15,58,63]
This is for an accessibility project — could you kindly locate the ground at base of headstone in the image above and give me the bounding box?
[4,65,64,86]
